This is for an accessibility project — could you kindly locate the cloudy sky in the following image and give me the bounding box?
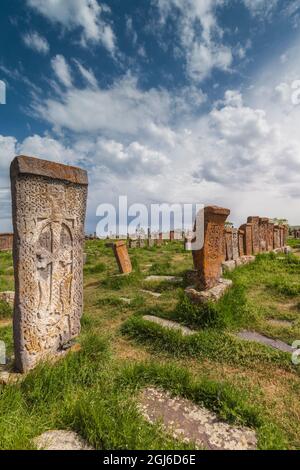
[1,0,300,233]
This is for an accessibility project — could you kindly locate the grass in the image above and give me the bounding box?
[1,240,300,449]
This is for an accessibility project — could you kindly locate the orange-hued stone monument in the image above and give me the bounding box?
[239,223,253,256]
[259,218,269,252]
[224,227,233,261]
[247,217,260,255]
[192,206,230,290]
[0,233,13,251]
[238,229,245,257]
[112,241,132,274]
[267,222,275,251]
[274,225,280,249]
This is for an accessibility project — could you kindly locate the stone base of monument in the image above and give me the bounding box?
[185,278,233,304]
[0,342,81,385]
[222,256,255,273]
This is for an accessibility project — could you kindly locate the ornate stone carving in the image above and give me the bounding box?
[192,206,230,290]
[247,217,260,255]
[11,155,88,372]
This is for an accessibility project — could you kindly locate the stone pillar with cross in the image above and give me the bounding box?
[11,155,88,373]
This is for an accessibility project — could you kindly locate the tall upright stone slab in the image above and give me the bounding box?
[224,227,233,261]
[267,223,274,251]
[232,228,239,260]
[259,218,269,252]
[192,206,230,290]
[247,217,260,254]
[170,230,175,241]
[239,224,253,256]
[112,241,132,274]
[274,225,280,249]
[10,156,88,373]
[238,229,245,257]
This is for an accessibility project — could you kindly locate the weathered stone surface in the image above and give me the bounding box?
[238,255,255,265]
[259,218,269,252]
[232,228,239,260]
[267,223,275,251]
[145,275,182,283]
[192,206,230,290]
[239,224,253,256]
[138,388,257,450]
[222,260,236,273]
[143,316,196,336]
[10,155,88,373]
[33,430,92,450]
[0,233,13,252]
[185,279,233,304]
[238,229,245,257]
[112,241,132,274]
[224,227,233,261]
[274,225,281,249]
[237,331,293,353]
[0,291,15,306]
[247,217,260,255]
[170,230,175,241]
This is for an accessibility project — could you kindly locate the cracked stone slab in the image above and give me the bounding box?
[145,275,183,283]
[185,279,232,304]
[237,330,293,353]
[138,388,257,451]
[33,430,93,450]
[143,316,196,336]
[141,290,162,298]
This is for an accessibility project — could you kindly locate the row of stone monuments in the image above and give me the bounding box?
[1,156,290,377]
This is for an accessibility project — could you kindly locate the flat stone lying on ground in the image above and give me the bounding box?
[185,278,232,304]
[145,275,183,283]
[267,319,293,328]
[143,315,196,336]
[237,330,293,353]
[138,387,257,450]
[141,290,162,298]
[120,297,131,304]
[33,430,93,450]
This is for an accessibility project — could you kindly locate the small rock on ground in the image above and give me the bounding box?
[141,290,162,298]
[143,315,196,336]
[120,297,131,304]
[33,430,93,450]
[237,330,293,353]
[138,388,257,451]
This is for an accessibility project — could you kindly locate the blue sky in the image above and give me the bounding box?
[1,0,300,233]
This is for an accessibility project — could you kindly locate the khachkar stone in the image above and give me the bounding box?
[224,227,233,261]
[238,229,245,257]
[239,224,252,256]
[247,217,260,254]
[267,222,275,251]
[259,218,269,252]
[112,241,132,274]
[192,206,230,290]
[170,231,175,241]
[232,228,239,260]
[0,233,14,251]
[274,225,280,249]
[10,155,88,373]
